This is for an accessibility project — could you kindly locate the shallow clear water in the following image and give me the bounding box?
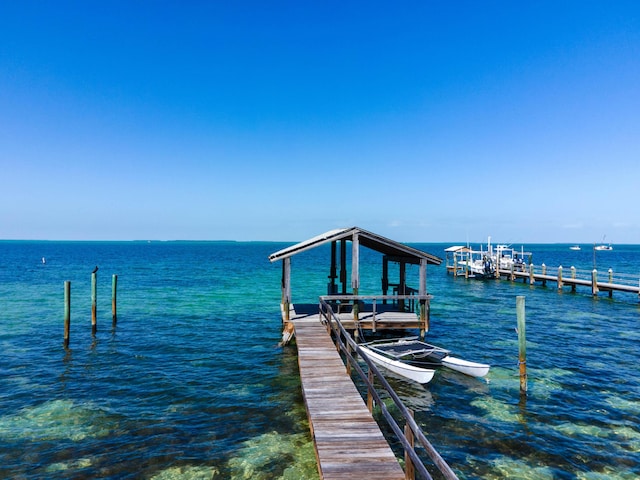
[1,240,639,479]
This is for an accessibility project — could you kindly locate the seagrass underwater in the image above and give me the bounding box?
[1,240,639,479]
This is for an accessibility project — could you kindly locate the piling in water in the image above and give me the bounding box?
[112,274,118,328]
[517,296,527,395]
[64,281,71,348]
[91,272,97,335]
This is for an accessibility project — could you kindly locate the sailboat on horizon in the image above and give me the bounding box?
[594,235,613,251]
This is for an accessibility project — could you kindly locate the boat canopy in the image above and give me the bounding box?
[269,226,442,265]
[444,245,471,253]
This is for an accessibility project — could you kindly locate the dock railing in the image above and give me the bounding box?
[478,263,640,299]
[319,297,459,480]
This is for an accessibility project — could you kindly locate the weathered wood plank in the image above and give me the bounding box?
[294,317,405,480]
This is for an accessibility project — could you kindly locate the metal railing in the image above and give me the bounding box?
[319,297,458,480]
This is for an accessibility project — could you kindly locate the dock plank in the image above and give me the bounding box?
[293,317,405,480]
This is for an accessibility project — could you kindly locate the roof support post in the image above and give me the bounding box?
[382,256,389,304]
[352,233,360,323]
[419,258,428,338]
[328,241,337,294]
[340,239,347,294]
[351,233,360,292]
[399,260,406,311]
[282,257,291,323]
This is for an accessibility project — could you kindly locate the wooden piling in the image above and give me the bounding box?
[91,272,97,335]
[517,296,527,396]
[367,368,374,413]
[404,409,415,480]
[64,281,71,348]
[111,274,118,327]
[557,266,563,290]
[592,269,599,296]
[529,263,535,284]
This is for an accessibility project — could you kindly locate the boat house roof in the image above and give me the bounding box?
[269,226,442,265]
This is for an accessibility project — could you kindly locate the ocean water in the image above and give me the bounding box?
[1,240,638,479]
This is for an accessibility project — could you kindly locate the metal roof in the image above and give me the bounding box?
[268,227,442,265]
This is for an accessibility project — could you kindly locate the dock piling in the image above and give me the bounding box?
[64,281,71,348]
[517,296,527,396]
[91,271,97,335]
[112,274,118,328]
[557,266,563,290]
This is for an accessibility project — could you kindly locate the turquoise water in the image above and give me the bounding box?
[1,241,639,479]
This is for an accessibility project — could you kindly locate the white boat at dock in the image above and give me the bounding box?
[444,245,494,278]
[359,337,490,384]
[359,343,436,384]
[446,237,530,279]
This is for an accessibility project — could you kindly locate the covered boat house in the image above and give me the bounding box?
[269,227,443,342]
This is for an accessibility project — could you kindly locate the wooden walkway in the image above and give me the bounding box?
[293,315,405,480]
[496,266,640,298]
[447,263,640,299]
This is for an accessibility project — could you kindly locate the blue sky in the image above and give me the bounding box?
[1,2,639,244]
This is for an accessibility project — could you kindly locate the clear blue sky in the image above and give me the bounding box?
[1,1,639,244]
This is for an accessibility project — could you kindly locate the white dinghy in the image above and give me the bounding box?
[358,343,436,384]
[359,337,490,384]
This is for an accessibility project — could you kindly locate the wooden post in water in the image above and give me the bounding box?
[529,263,535,284]
[517,296,527,396]
[592,269,599,296]
[571,266,577,292]
[91,271,97,335]
[404,408,415,480]
[112,274,118,328]
[557,266,563,290]
[608,269,614,298]
[64,281,71,348]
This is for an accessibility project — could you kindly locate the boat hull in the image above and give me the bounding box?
[359,345,436,384]
[363,338,490,379]
[440,356,490,377]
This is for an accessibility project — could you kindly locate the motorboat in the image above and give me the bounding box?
[570,245,581,251]
[446,237,530,278]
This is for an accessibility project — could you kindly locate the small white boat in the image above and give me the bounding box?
[594,236,613,251]
[569,245,581,251]
[359,343,436,384]
[359,338,490,384]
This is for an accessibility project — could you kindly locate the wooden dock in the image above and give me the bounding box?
[292,314,405,480]
[447,262,640,300]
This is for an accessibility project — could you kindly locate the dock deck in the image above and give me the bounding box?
[447,263,640,299]
[293,314,405,480]
[285,301,426,333]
